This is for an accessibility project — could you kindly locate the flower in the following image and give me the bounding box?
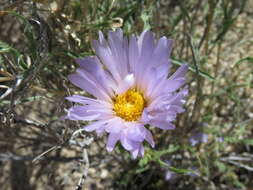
[163,160,178,181]
[217,137,224,142]
[189,132,208,146]
[64,29,188,158]
[165,170,177,181]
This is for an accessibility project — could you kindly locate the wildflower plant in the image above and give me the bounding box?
[1,0,252,189]
[64,29,188,158]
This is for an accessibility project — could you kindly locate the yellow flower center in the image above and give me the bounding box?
[113,89,145,121]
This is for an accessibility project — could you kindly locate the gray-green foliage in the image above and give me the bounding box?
[0,0,252,189]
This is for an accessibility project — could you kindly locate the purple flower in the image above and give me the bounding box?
[189,132,208,146]
[64,29,188,158]
[163,160,178,181]
[217,137,224,142]
[165,170,177,181]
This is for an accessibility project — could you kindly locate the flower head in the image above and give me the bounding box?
[189,132,208,146]
[165,170,177,181]
[64,29,188,158]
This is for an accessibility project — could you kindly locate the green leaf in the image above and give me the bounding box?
[0,41,28,70]
[171,58,215,80]
[158,159,193,174]
[168,166,192,175]
[155,144,180,158]
[243,139,253,146]
[215,161,227,172]
[0,41,12,53]
[135,165,150,174]
[140,9,153,30]
[0,55,3,65]
[234,57,253,66]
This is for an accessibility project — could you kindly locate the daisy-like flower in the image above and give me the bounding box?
[64,29,188,158]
